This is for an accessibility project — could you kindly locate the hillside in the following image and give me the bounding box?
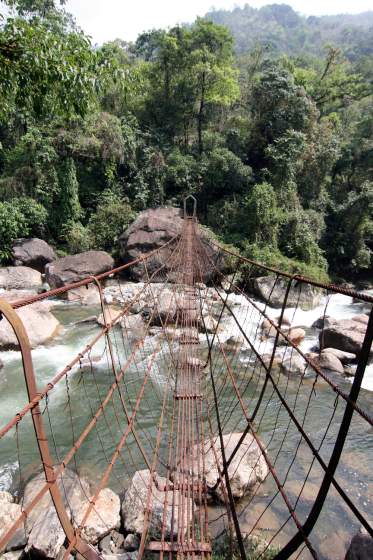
[206,3,373,59]
[0,0,372,284]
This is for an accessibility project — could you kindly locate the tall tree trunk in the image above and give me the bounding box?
[197,73,206,155]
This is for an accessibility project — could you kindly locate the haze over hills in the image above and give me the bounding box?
[206,3,373,58]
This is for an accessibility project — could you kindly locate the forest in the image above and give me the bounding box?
[0,0,372,283]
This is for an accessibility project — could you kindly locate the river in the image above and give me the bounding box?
[0,288,372,559]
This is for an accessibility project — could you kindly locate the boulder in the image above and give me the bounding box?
[275,314,291,326]
[11,238,56,272]
[0,267,42,290]
[77,488,121,544]
[121,470,193,539]
[261,318,278,338]
[312,316,333,329]
[99,531,127,555]
[250,276,322,309]
[320,319,369,356]
[45,251,114,288]
[352,314,369,326]
[315,352,345,375]
[150,291,178,326]
[0,491,24,553]
[321,348,356,364]
[97,306,122,327]
[197,433,268,502]
[118,207,223,283]
[23,470,90,559]
[123,534,139,552]
[345,528,373,560]
[284,327,306,347]
[66,285,101,306]
[224,336,243,351]
[0,302,60,349]
[261,316,291,339]
[120,314,145,339]
[261,354,282,371]
[281,355,308,376]
[344,365,356,378]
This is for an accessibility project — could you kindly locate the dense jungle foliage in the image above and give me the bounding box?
[0,0,372,282]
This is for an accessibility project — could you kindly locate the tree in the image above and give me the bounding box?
[0,13,119,121]
[87,190,135,252]
[199,147,253,211]
[135,20,239,151]
[247,60,317,170]
[58,157,81,233]
[293,47,370,116]
[245,182,279,247]
[0,197,47,260]
[188,19,239,154]
[324,182,373,277]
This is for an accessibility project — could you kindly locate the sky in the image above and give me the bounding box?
[65,0,373,45]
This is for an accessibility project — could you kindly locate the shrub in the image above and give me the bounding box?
[88,190,135,252]
[61,221,93,254]
[0,197,48,262]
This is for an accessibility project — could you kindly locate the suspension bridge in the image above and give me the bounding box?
[0,197,372,559]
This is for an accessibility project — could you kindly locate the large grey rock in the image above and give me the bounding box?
[320,319,369,356]
[250,276,322,309]
[45,251,114,288]
[97,306,122,327]
[321,348,356,364]
[0,302,60,349]
[0,267,42,290]
[121,470,193,539]
[278,327,306,347]
[150,291,178,326]
[99,531,126,555]
[352,314,369,326]
[345,528,373,560]
[281,354,309,376]
[66,285,101,305]
[24,470,120,556]
[23,470,91,558]
[312,316,333,329]
[11,238,56,272]
[315,352,345,375]
[76,488,120,545]
[120,314,146,341]
[0,491,25,553]
[197,433,268,502]
[223,335,243,351]
[118,207,223,283]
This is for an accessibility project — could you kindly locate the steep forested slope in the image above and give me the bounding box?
[207,4,373,59]
[0,1,372,283]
